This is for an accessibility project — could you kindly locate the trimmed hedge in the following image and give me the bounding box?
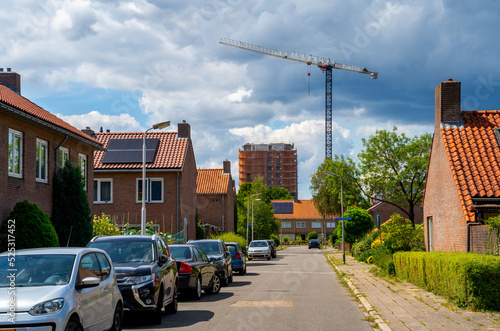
[394,251,500,311]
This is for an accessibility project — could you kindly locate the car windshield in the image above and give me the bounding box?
[170,246,192,261]
[226,245,237,252]
[250,241,268,247]
[88,241,155,263]
[0,254,75,287]
[191,242,222,255]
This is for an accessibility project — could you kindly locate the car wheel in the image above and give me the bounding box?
[228,269,233,283]
[206,274,221,294]
[221,271,229,287]
[267,256,271,260]
[166,283,178,315]
[65,318,83,331]
[193,277,202,300]
[248,257,252,261]
[308,247,311,249]
[243,263,247,274]
[110,303,123,331]
[152,288,164,325]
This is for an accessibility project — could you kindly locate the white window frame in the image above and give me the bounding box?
[326,222,336,228]
[36,138,48,183]
[312,222,322,229]
[58,147,69,169]
[94,178,113,204]
[79,153,87,190]
[136,178,164,203]
[282,221,291,229]
[296,222,306,229]
[8,129,23,178]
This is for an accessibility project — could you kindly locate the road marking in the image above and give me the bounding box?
[231,301,294,307]
[253,270,333,275]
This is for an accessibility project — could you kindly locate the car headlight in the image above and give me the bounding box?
[214,260,224,267]
[29,299,64,316]
[127,274,154,284]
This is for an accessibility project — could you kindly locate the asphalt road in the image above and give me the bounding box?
[123,245,372,330]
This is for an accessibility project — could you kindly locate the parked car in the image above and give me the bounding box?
[266,239,277,258]
[308,239,321,249]
[225,242,246,274]
[169,244,220,299]
[247,240,272,260]
[0,247,123,331]
[87,234,178,324]
[187,239,233,286]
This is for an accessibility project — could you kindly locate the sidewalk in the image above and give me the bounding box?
[326,251,500,331]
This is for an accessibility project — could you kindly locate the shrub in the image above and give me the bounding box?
[92,213,121,236]
[307,231,318,240]
[210,232,246,250]
[0,200,59,251]
[282,236,289,244]
[296,235,302,243]
[270,234,280,246]
[382,213,425,252]
[330,232,338,245]
[352,236,374,261]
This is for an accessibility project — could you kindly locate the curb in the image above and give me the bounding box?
[329,256,391,331]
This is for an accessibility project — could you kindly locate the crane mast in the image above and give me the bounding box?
[219,38,378,159]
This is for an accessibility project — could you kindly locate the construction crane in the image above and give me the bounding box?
[219,38,378,159]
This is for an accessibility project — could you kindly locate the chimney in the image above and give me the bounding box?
[223,159,231,174]
[81,127,95,138]
[178,121,191,139]
[435,79,461,130]
[0,69,21,94]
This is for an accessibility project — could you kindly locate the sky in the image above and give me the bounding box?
[1,0,500,199]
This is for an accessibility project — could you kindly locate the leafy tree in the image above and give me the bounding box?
[307,231,318,240]
[382,213,425,252]
[358,127,431,226]
[270,234,280,246]
[52,161,92,247]
[92,213,120,236]
[267,187,293,200]
[210,232,246,250]
[195,209,206,239]
[334,206,373,243]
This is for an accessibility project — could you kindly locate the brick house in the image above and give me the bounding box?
[273,199,338,241]
[0,70,103,221]
[196,160,236,233]
[423,79,500,252]
[91,122,197,241]
[367,201,423,227]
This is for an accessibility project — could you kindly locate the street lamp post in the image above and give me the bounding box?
[141,121,170,235]
[252,198,261,242]
[246,193,261,248]
[323,171,345,263]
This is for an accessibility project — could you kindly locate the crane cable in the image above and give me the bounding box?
[307,62,311,96]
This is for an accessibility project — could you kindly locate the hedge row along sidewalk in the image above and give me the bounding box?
[326,251,500,330]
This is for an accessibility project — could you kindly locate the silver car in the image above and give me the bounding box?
[247,240,272,260]
[0,247,123,331]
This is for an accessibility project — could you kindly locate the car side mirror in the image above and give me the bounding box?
[77,276,100,290]
[210,257,217,263]
[226,251,231,257]
[159,254,167,264]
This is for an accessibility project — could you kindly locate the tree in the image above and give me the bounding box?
[358,127,431,226]
[52,161,92,246]
[334,206,373,243]
[307,231,318,240]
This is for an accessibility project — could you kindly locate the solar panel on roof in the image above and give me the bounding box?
[272,202,293,214]
[102,138,159,163]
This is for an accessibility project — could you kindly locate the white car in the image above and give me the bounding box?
[247,240,272,260]
[0,247,123,331]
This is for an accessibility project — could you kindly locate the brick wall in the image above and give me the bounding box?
[368,202,423,226]
[279,218,337,240]
[470,224,499,254]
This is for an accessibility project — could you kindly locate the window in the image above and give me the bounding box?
[267,166,273,172]
[78,253,100,282]
[8,129,23,177]
[79,154,87,190]
[276,180,281,186]
[267,159,273,165]
[427,217,434,252]
[276,159,281,165]
[312,222,322,228]
[268,152,272,158]
[36,139,48,182]
[137,178,164,203]
[58,147,69,168]
[94,178,113,203]
[276,153,281,158]
[267,180,273,186]
[246,173,251,179]
[95,253,111,281]
[267,173,273,179]
[276,173,281,178]
[282,222,291,229]
[296,222,306,228]
[326,222,336,228]
[276,166,281,172]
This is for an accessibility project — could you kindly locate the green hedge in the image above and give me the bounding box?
[394,252,500,310]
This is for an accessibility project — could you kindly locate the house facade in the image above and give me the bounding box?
[423,80,500,252]
[367,201,423,227]
[273,199,338,241]
[196,160,236,233]
[91,122,197,241]
[0,71,103,221]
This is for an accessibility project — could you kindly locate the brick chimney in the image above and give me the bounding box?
[81,127,95,138]
[0,68,21,94]
[178,121,190,139]
[435,79,461,130]
[223,159,231,174]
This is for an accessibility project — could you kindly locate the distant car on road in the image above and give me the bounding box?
[308,239,321,249]
[225,242,246,274]
[266,239,277,258]
[169,244,221,299]
[248,240,271,260]
[0,247,123,331]
[187,239,233,286]
[87,234,178,324]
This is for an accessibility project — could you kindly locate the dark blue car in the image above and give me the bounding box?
[225,242,246,275]
[308,239,321,249]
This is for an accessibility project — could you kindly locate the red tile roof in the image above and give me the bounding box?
[441,110,500,222]
[94,132,188,170]
[196,169,231,194]
[273,200,325,219]
[0,85,102,147]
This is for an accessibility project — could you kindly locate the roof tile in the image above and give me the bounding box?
[197,169,231,194]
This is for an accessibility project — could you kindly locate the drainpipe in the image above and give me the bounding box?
[176,171,180,235]
[54,135,68,174]
[467,210,481,252]
[222,195,225,231]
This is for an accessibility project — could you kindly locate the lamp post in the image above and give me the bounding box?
[323,171,345,263]
[246,193,261,248]
[141,121,170,235]
[252,198,261,242]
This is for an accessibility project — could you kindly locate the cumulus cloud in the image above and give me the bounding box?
[57,110,143,132]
